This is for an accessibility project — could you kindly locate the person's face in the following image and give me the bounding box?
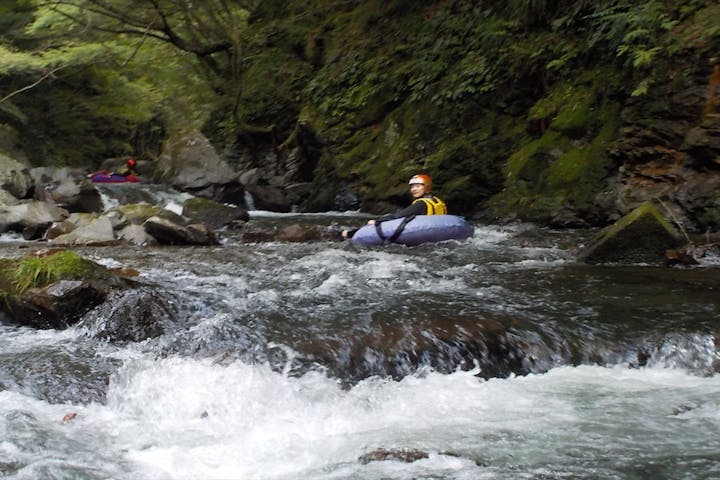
[410,183,427,198]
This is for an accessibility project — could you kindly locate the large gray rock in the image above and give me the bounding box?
[31,167,103,213]
[0,153,33,199]
[143,211,218,245]
[158,131,248,206]
[181,196,249,229]
[0,249,132,329]
[160,131,234,184]
[117,224,158,246]
[578,202,684,264]
[0,188,19,206]
[0,200,69,234]
[50,216,116,246]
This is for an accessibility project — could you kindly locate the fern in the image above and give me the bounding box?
[631,47,662,67]
[587,1,677,69]
[631,78,651,97]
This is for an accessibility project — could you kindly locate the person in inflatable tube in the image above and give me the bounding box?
[116,158,138,177]
[341,174,447,239]
[86,158,139,179]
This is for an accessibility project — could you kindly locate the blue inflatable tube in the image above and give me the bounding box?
[350,215,474,246]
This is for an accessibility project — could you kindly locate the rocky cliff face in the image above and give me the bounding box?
[215,1,720,232]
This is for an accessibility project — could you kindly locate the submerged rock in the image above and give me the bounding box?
[577,201,684,264]
[359,448,430,464]
[237,222,342,242]
[84,288,181,343]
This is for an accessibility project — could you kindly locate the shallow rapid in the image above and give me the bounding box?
[1,200,719,479]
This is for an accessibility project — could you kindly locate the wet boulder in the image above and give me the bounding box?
[84,288,181,343]
[117,224,158,246]
[238,223,342,242]
[0,153,33,199]
[0,200,69,235]
[0,249,133,329]
[158,130,245,205]
[143,210,219,245]
[107,203,205,244]
[49,215,116,246]
[577,201,684,264]
[182,196,249,230]
[7,280,107,329]
[359,448,430,464]
[30,167,104,213]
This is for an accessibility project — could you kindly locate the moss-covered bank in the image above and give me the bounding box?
[227,0,720,228]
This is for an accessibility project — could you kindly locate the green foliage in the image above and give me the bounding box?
[586,1,678,66]
[10,251,94,294]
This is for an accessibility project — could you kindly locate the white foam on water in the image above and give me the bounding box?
[3,359,717,480]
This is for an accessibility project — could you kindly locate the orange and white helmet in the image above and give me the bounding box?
[408,174,432,191]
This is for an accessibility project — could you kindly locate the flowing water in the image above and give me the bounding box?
[1,185,720,480]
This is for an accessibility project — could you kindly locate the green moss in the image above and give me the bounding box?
[0,258,15,294]
[112,203,164,226]
[610,202,677,239]
[489,98,621,222]
[528,84,600,138]
[8,250,96,294]
[546,105,620,195]
[579,201,682,263]
[506,130,569,185]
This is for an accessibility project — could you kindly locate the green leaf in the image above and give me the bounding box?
[631,78,651,97]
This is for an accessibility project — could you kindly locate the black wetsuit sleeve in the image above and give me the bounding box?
[376,201,427,222]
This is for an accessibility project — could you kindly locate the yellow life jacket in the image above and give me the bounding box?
[412,196,447,215]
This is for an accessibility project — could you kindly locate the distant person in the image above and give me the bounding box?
[342,174,447,238]
[87,158,139,179]
[116,158,138,177]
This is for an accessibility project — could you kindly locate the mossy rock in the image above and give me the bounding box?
[577,202,684,264]
[0,249,130,329]
[1,249,100,295]
[182,197,249,229]
[111,203,165,227]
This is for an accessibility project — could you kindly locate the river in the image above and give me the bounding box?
[1,185,719,480]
